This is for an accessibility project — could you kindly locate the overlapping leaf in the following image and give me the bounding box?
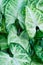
[5,0,27,30]
[20,31,29,40]
[8,26,30,52]
[0,52,11,65]
[25,6,43,38]
[10,44,31,65]
[0,0,9,14]
[0,51,21,65]
[36,0,43,12]
[34,38,43,62]
[0,0,43,65]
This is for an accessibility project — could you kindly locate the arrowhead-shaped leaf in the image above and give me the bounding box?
[25,6,43,38]
[8,26,30,52]
[10,44,31,65]
[5,0,27,30]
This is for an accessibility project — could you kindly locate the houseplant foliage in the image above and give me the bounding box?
[0,0,43,65]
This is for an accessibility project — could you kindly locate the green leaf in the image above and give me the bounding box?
[18,5,26,29]
[34,30,43,39]
[5,0,27,30]
[25,6,36,38]
[0,35,8,50]
[0,52,11,65]
[0,0,2,12]
[25,6,43,38]
[2,0,9,7]
[0,13,2,27]
[34,42,43,61]
[0,0,43,64]
[10,44,31,65]
[36,0,43,12]
[35,45,43,61]
[20,31,29,40]
[0,51,19,65]
[0,51,31,65]
[8,26,30,52]
[0,0,9,14]
[31,61,43,65]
